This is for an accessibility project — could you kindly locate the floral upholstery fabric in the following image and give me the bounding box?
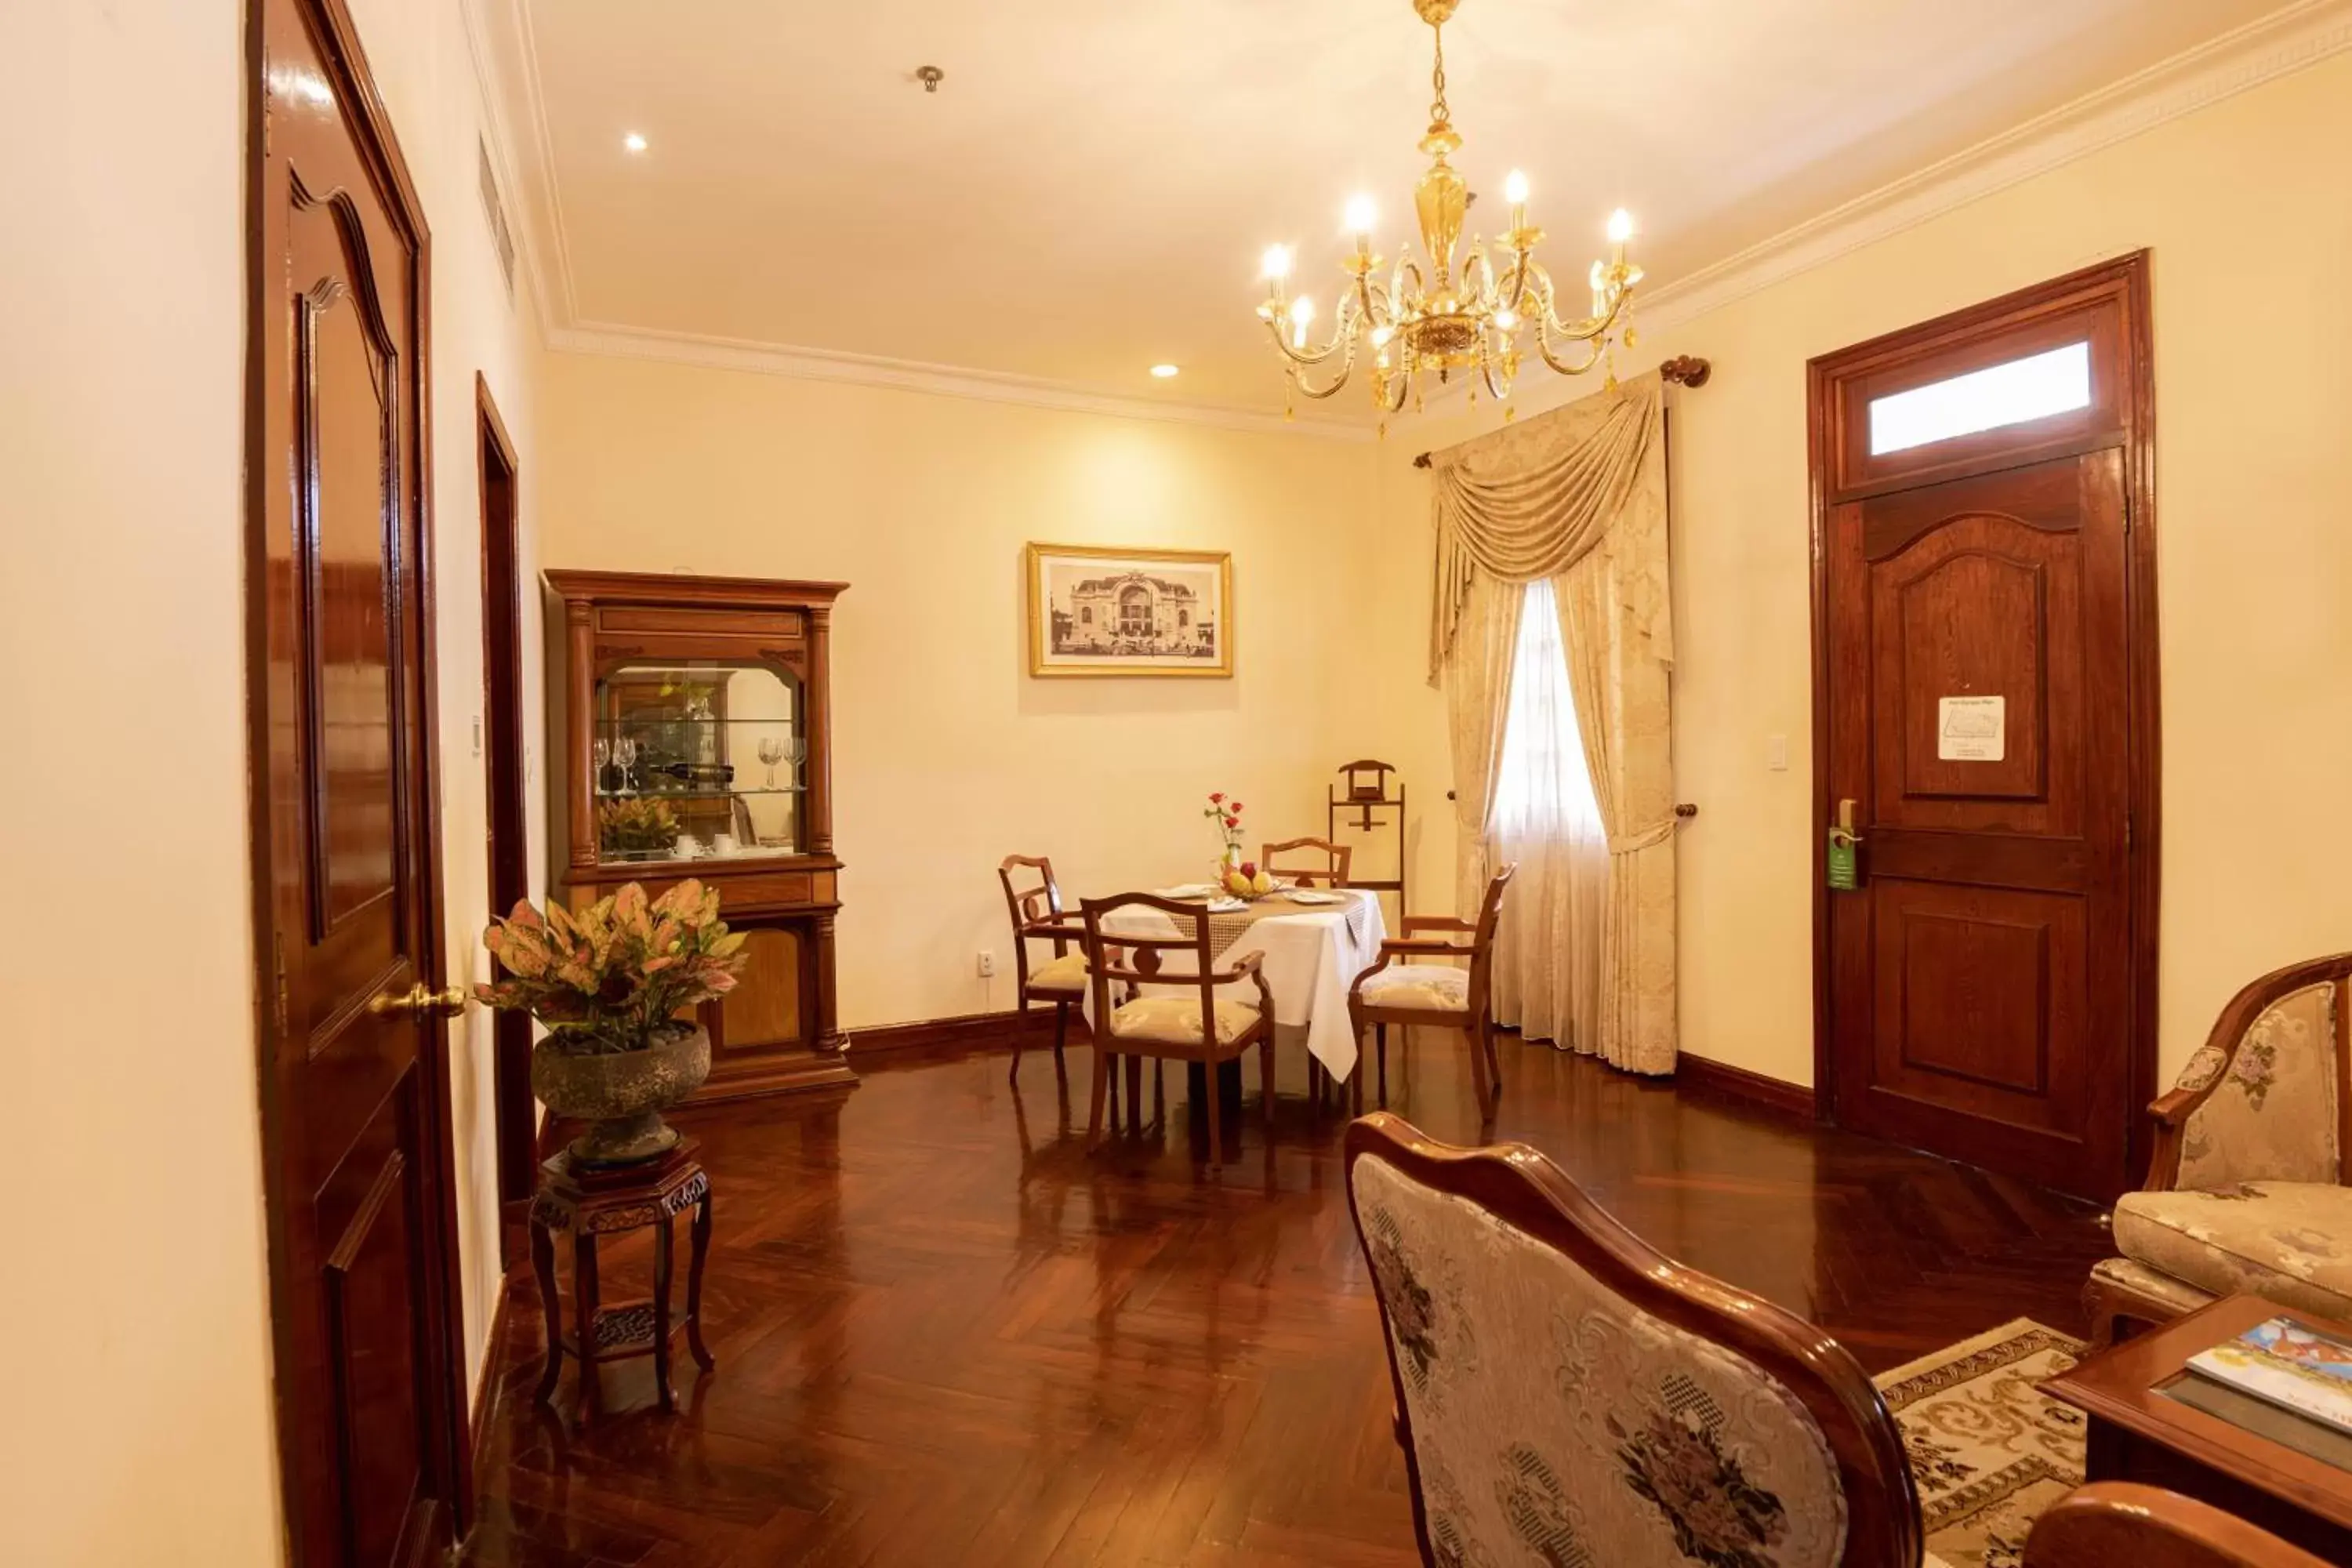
[1352,1155,1847,1568]
[2087,1255,2215,1316]
[2175,982,2339,1189]
[2111,1182,2352,1320]
[1025,950,1088,995]
[1108,994,1260,1046]
[1363,963,1472,1014]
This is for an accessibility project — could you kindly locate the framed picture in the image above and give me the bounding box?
[1025,543,1233,678]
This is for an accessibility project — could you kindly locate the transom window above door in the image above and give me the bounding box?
[1867,339,2091,456]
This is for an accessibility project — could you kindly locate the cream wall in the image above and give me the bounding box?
[0,1,544,1563]
[0,4,279,1563]
[1368,49,2352,1088]
[537,356,1376,1029]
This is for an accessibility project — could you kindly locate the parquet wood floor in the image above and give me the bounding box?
[466,1029,2113,1566]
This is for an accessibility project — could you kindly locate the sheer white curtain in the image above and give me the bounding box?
[1486,579,1610,1052]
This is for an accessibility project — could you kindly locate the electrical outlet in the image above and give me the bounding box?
[975,950,996,978]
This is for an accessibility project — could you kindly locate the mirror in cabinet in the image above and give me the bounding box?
[593,660,806,863]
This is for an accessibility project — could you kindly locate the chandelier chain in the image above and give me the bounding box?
[1428,25,1449,126]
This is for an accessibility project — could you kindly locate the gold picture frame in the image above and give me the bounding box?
[1025,543,1234,678]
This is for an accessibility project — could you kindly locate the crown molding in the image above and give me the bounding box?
[475,0,2350,437]
[546,323,1376,441]
[1635,0,2352,335]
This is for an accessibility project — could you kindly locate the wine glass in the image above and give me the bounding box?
[613,737,639,795]
[757,737,786,789]
[592,738,611,795]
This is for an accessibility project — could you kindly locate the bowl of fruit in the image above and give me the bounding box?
[1221,860,1276,901]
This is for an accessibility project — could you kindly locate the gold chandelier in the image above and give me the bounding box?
[1255,0,1642,418]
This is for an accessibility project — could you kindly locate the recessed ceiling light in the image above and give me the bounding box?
[1149,364,1181,379]
[622,132,648,153]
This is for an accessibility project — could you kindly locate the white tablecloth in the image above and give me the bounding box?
[1085,888,1388,1080]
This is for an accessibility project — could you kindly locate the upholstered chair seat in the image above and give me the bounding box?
[2084,953,2352,1348]
[1356,963,1470,1013]
[2111,1182,2352,1320]
[1109,995,1261,1047]
[1025,950,1088,995]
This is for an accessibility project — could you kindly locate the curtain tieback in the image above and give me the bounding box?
[1606,821,1675,855]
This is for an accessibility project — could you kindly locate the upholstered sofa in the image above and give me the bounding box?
[2085,952,2352,1349]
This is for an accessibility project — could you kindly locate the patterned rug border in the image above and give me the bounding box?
[1875,1316,2089,1558]
[1874,1317,2085,1411]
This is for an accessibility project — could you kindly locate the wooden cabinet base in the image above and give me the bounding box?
[693,1045,858,1104]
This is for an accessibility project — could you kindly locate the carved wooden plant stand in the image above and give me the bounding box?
[528,1141,715,1414]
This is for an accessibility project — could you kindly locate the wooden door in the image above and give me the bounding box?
[252,0,469,1561]
[1811,258,2158,1202]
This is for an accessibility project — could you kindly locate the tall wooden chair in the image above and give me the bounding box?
[1079,893,1276,1172]
[1260,836,1352,888]
[997,855,1090,1085]
[2024,1483,2331,1568]
[1345,1112,1922,1567]
[1348,864,1515,1120]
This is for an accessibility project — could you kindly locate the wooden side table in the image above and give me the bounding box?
[529,1140,715,1414]
[2042,1292,2352,1563]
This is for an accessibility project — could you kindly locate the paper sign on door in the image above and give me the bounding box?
[1938,695,2005,762]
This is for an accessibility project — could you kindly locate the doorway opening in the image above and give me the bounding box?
[477,375,535,1267]
[1807,255,2159,1203]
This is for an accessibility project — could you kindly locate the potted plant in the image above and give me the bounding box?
[476,880,749,1167]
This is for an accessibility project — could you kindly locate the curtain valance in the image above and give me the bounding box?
[1427,372,1669,684]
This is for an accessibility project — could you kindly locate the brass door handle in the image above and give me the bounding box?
[369,982,470,1019]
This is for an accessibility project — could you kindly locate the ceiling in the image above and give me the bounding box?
[500,0,2301,423]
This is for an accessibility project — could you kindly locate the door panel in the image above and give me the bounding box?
[1828,448,2130,1195]
[256,0,464,1561]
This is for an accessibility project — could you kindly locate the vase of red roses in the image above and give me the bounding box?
[1203,792,1273,898]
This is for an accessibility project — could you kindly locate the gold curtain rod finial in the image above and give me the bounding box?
[915,65,944,93]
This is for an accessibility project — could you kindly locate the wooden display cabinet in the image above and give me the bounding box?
[544,570,856,1102]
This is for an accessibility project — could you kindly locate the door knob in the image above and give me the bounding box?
[369,982,470,1019]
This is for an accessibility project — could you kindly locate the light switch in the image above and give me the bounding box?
[1766,734,1789,771]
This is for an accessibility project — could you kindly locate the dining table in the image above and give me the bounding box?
[1081,883,1389,1083]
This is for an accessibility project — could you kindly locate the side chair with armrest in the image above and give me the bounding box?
[1348,864,1516,1121]
[1080,892,1276,1173]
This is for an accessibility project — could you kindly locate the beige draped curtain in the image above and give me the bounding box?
[1427,372,1677,1074]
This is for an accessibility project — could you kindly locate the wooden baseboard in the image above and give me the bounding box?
[1675,1052,1818,1123]
[848,1007,1064,1059]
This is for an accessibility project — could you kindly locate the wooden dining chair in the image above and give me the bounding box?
[1348,864,1516,1120]
[1260,836,1352,888]
[1079,893,1276,1171]
[1345,1112,1922,1567]
[997,855,1091,1086]
[2023,1483,2332,1567]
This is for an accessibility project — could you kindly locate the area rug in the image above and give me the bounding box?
[1874,1319,2087,1568]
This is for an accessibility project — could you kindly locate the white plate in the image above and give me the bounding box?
[1156,883,1218,899]
[1283,890,1346,905]
[1204,897,1247,913]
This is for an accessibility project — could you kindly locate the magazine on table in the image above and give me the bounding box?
[2187,1316,2352,1437]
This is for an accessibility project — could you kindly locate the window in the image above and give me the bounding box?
[1489,580,1602,838]
[1867,340,2090,456]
